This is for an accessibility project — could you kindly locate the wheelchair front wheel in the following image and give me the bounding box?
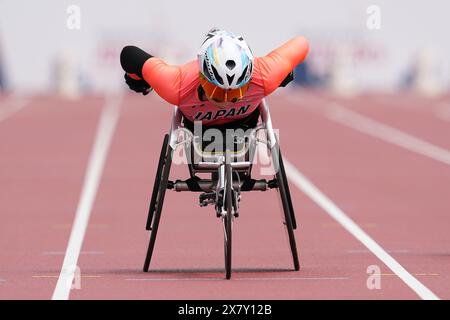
[224,152,233,279]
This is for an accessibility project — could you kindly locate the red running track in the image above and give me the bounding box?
[0,91,449,299]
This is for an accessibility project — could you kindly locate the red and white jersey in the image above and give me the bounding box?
[141,36,309,125]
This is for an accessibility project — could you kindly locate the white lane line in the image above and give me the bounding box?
[125,277,349,282]
[126,278,224,282]
[347,249,410,254]
[237,277,349,281]
[283,159,439,300]
[52,94,122,300]
[326,104,450,166]
[0,96,30,122]
[43,251,104,255]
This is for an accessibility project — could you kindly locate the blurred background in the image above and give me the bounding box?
[2,1,450,301]
[0,0,449,97]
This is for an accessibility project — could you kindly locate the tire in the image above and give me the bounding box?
[273,145,300,271]
[143,146,172,272]
[146,134,169,230]
[224,151,233,279]
[278,148,297,229]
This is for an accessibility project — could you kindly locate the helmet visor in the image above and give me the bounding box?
[200,74,249,104]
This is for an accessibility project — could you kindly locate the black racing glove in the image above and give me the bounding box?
[124,73,153,96]
[121,46,154,96]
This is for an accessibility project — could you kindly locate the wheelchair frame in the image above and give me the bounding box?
[143,98,299,279]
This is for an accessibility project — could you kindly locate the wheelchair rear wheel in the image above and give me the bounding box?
[143,134,172,272]
[273,145,300,271]
[278,148,297,229]
[146,134,169,230]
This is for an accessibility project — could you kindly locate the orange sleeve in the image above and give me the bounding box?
[254,36,309,96]
[141,57,182,106]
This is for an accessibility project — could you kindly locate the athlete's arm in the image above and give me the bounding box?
[254,36,309,96]
[120,46,153,95]
[120,45,185,105]
[141,58,182,106]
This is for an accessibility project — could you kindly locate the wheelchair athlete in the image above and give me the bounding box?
[120,28,309,132]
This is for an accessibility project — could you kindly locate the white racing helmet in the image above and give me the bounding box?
[198,29,254,90]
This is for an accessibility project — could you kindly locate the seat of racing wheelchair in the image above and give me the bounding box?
[182,108,260,170]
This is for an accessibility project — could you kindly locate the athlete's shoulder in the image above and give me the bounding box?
[179,60,201,98]
[179,60,199,82]
[249,58,266,88]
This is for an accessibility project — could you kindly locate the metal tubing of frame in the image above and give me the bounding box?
[172,180,269,192]
[230,161,252,170]
[169,107,183,150]
[259,99,277,149]
[218,156,226,216]
[194,161,252,171]
[218,156,225,191]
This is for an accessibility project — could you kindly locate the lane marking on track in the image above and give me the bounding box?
[0,96,30,122]
[42,251,104,255]
[126,278,224,282]
[322,222,377,229]
[34,275,101,279]
[347,249,410,254]
[375,273,439,277]
[52,94,122,300]
[51,223,109,229]
[283,159,440,300]
[237,277,349,281]
[125,277,349,282]
[326,104,450,167]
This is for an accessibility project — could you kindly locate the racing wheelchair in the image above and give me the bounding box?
[143,98,299,279]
